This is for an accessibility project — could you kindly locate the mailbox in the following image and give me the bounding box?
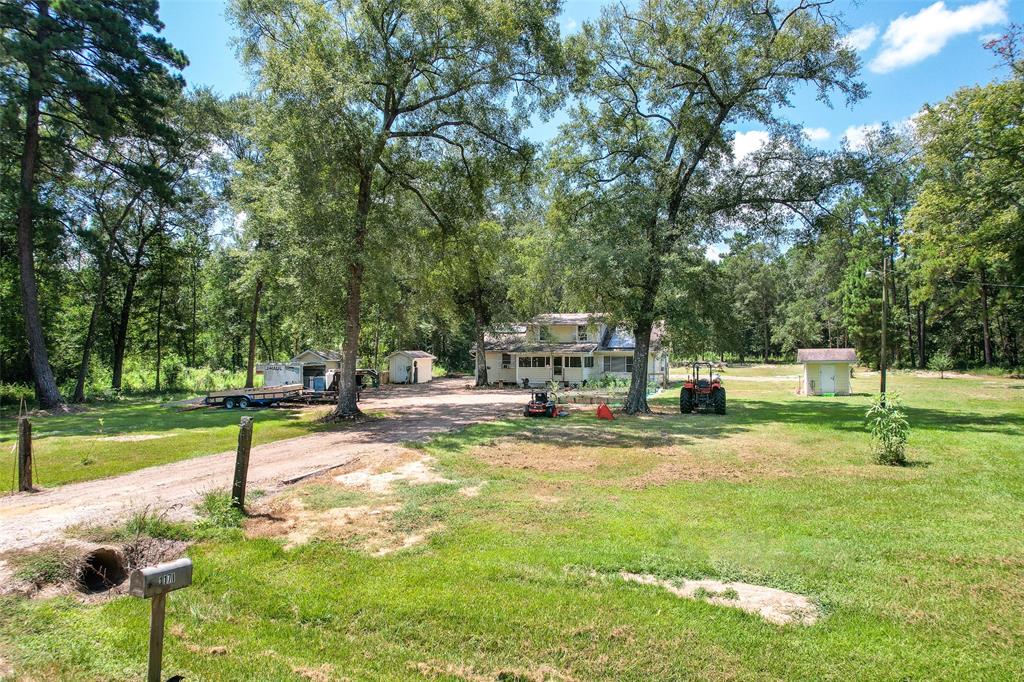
[129,558,193,598]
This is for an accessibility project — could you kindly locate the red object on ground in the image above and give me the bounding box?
[596,403,614,420]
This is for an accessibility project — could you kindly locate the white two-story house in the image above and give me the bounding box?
[472,313,670,387]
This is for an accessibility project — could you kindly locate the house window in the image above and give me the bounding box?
[532,356,547,368]
[538,326,551,341]
[518,357,531,368]
[566,356,582,368]
[501,353,512,369]
[577,325,589,341]
[602,356,633,373]
[584,356,594,368]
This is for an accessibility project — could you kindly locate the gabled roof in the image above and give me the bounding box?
[531,313,607,326]
[797,348,857,363]
[291,349,342,363]
[478,314,666,353]
[388,350,436,359]
[478,342,599,354]
[599,321,666,351]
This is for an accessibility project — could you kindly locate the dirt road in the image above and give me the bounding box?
[0,379,525,553]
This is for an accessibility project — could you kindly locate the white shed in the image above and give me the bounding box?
[797,348,856,395]
[388,350,436,384]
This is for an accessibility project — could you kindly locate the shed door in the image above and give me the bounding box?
[820,364,836,393]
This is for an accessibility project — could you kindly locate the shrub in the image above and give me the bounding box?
[928,351,954,379]
[866,392,910,465]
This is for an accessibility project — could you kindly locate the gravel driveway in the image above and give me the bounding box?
[0,378,526,553]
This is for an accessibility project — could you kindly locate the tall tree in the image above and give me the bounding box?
[0,0,185,407]
[907,32,1024,368]
[233,0,562,416]
[550,0,862,412]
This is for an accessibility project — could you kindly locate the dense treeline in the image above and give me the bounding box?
[2,1,1021,415]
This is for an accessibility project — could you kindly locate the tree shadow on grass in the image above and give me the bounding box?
[426,395,1022,456]
[0,401,324,442]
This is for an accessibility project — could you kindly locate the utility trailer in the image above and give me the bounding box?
[205,384,303,409]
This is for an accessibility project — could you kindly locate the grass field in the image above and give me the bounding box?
[0,399,332,490]
[1,367,1022,680]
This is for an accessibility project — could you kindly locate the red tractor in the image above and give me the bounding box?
[679,362,726,415]
[524,391,557,418]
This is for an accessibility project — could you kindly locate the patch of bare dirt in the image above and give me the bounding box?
[471,440,616,473]
[96,433,168,442]
[333,453,452,492]
[412,660,577,682]
[620,572,819,626]
[246,499,402,551]
[293,664,336,681]
[247,449,454,553]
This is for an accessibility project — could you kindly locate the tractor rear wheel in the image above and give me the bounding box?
[680,388,693,413]
[712,387,726,415]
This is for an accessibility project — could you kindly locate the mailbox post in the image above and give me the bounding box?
[129,558,193,682]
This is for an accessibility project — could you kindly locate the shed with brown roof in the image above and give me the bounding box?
[797,348,856,395]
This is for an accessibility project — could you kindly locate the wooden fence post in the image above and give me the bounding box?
[18,417,32,492]
[231,416,254,510]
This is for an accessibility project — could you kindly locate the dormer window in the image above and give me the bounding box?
[577,325,589,341]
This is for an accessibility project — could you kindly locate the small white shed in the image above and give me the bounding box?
[797,348,856,395]
[387,350,436,384]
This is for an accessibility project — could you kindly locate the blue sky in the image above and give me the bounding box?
[159,0,1020,150]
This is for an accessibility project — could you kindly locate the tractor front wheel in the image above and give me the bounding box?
[712,387,726,415]
[680,388,693,413]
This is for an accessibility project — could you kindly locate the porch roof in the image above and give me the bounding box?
[482,342,599,353]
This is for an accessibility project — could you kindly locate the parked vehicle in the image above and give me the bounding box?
[679,362,726,414]
[524,391,557,417]
[205,384,304,409]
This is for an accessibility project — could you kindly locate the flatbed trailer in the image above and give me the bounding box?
[205,384,303,409]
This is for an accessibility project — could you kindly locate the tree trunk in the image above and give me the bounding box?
[245,277,263,388]
[623,317,654,414]
[474,310,488,387]
[917,302,927,369]
[155,256,165,392]
[189,258,198,366]
[111,265,141,390]
[15,29,62,409]
[979,266,992,366]
[335,172,371,417]
[73,241,115,402]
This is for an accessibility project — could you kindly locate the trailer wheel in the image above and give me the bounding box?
[225,397,236,409]
[239,397,250,409]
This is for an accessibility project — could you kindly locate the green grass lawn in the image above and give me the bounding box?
[1,369,1022,680]
[0,399,334,490]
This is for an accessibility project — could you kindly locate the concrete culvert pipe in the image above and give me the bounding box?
[76,547,127,593]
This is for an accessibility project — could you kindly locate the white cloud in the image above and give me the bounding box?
[802,127,831,142]
[842,114,921,149]
[732,130,769,160]
[705,244,724,262]
[979,32,1002,43]
[561,18,578,32]
[842,123,882,150]
[870,0,1008,74]
[843,24,879,52]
